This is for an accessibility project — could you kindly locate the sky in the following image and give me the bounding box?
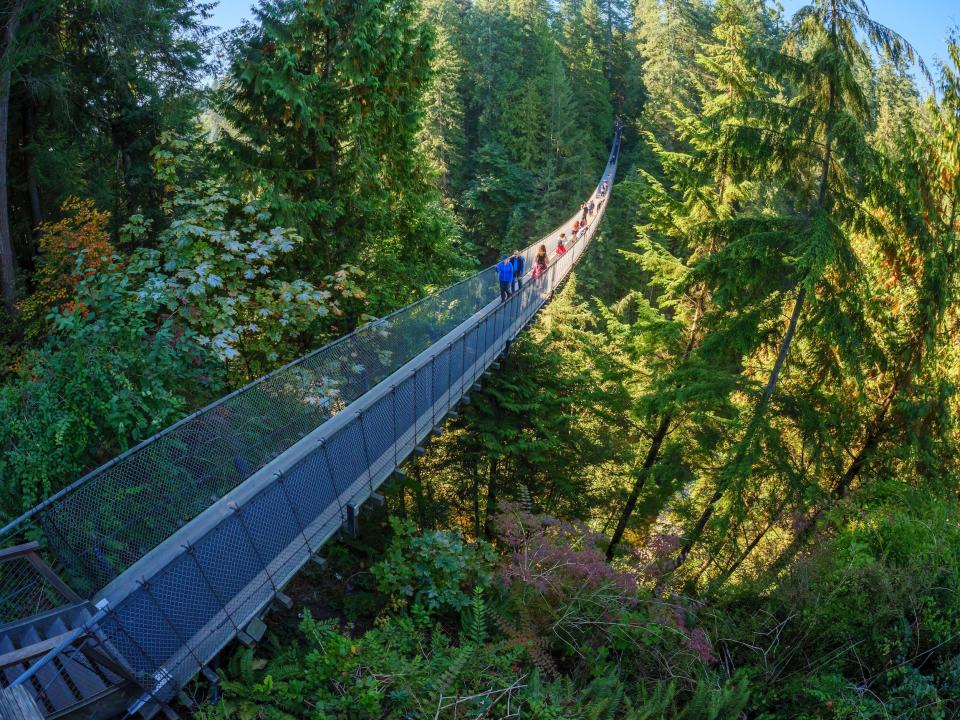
[207,0,958,71]
[778,0,957,71]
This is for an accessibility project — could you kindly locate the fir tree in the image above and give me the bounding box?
[668,0,929,577]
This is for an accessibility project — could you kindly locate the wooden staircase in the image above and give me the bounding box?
[0,602,130,718]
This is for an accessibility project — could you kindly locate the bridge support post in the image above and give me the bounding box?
[238,617,267,648]
[343,503,359,537]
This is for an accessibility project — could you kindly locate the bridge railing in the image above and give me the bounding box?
[0,134,619,613]
[90,132,620,711]
[3,128,619,717]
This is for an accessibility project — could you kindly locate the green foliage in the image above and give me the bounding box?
[460,584,488,645]
[712,488,960,718]
[371,518,496,620]
[131,132,365,381]
[0,264,215,517]
[3,0,211,261]
[217,0,466,315]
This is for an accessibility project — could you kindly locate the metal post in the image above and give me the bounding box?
[429,355,438,429]
[445,342,454,416]
[409,369,419,453]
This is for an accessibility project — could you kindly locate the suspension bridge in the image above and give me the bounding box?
[0,127,621,720]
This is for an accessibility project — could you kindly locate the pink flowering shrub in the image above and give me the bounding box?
[490,503,716,676]
[493,502,637,601]
[630,532,683,580]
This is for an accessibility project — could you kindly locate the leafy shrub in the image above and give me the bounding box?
[134,132,366,381]
[0,265,215,517]
[17,197,119,341]
[715,488,960,718]
[205,611,524,720]
[492,503,719,687]
[371,518,496,620]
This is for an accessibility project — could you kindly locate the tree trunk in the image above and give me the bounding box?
[672,285,806,571]
[472,460,481,537]
[606,286,707,560]
[483,457,498,539]
[24,100,41,232]
[413,463,427,528]
[0,0,23,314]
[606,414,671,560]
[669,63,838,576]
[706,502,783,589]
[762,372,906,580]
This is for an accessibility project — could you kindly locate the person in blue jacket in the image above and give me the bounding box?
[497,255,514,302]
[510,249,525,293]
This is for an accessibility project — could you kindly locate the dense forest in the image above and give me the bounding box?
[1,0,959,716]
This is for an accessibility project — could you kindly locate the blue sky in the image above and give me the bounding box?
[208,0,957,69]
[779,0,957,70]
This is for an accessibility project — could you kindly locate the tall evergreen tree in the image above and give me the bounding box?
[668,0,928,576]
[218,0,459,310]
[605,0,767,559]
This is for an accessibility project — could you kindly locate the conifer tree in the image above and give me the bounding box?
[419,0,469,195]
[632,0,710,138]
[750,34,960,584]
[217,0,456,305]
[667,0,928,576]
[605,0,766,559]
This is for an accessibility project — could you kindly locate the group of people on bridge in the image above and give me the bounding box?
[495,180,609,303]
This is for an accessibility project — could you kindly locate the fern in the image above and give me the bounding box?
[460,585,487,646]
[435,644,474,696]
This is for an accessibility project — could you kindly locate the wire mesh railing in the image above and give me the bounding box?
[0,135,620,610]
[96,129,621,713]
[0,557,65,625]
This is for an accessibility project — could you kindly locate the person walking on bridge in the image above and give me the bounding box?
[497,255,514,302]
[580,203,588,224]
[557,236,567,255]
[532,244,548,280]
[510,249,525,293]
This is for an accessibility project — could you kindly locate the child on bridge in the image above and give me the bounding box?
[532,244,548,280]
